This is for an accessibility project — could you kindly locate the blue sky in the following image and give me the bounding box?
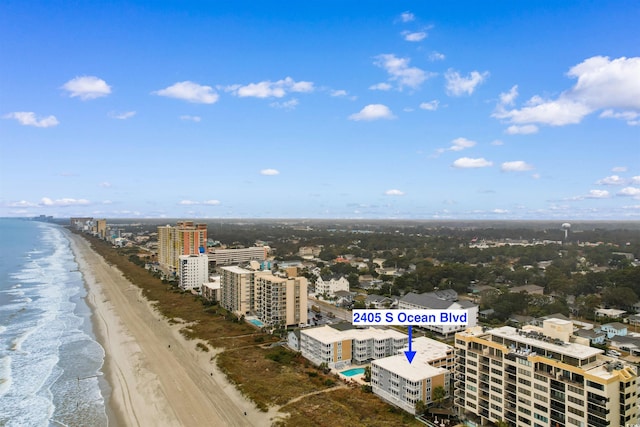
[1,1,639,220]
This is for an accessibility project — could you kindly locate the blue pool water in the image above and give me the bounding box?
[340,367,365,377]
[249,319,265,327]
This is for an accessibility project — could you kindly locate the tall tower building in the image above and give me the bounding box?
[157,221,207,275]
[454,321,639,427]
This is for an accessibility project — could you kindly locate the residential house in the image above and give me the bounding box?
[315,274,349,297]
[574,327,606,345]
[365,294,395,309]
[398,291,478,337]
[601,322,628,339]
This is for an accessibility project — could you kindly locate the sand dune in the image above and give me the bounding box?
[67,232,273,427]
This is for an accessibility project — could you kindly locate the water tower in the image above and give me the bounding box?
[561,223,571,240]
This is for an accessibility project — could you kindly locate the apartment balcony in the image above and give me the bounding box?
[588,405,610,419]
[588,395,609,407]
[586,414,610,427]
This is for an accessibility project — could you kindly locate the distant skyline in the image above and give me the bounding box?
[1,1,639,220]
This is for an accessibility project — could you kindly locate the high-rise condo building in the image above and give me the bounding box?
[454,320,639,427]
[218,266,307,327]
[179,253,209,291]
[157,221,207,275]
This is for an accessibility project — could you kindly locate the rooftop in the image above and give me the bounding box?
[373,353,448,382]
[301,325,406,343]
[489,326,602,360]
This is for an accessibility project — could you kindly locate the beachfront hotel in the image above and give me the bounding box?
[371,337,454,414]
[157,221,207,275]
[454,320,639,427]
[178,253,209,291]
[218,266,307,327]
[254,273,307,327]
[219,265,255,316]
[300,324,407,369]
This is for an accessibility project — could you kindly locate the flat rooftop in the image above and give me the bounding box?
[373,353,448,382]
[399,336,454,361]
[301,325,406,343]
[489,326,602,360]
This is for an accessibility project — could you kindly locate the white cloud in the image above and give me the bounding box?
[41,197,90,207]
[3,112,59,128]
[600,109,640,125]
[492,209,509,214]
[154,81,219,104]
[491,140,504,146]
[612,166,628,172]
[226,77,314,98]
[348,104,396,121]
[419,100,439,111]
[99,182,112,188]
[631,176,640,184]
[260,168,280,176]
[499,85,518,106]
[374,54,433,90]
[445,69,489,96]
[180,115,202,122]
[494,97,592,126]
[385,189,405,196]
[505,124,539,134]
[501,161,534,172]
[109,111,136,120]
[403,31,427,42]
[587,190,610,199]
[452,157,493,168]
[62,76,111,100]
[400,12,415,22]
[618,187,640,198]
[269,98,299,110]
[369,82,392,91]
[7,200,38,208]
[449,137,476,151]
[331,89,348,97]
[493,56,640,127]
[179,199,221,206]
[597,175,625,185]
[429,51,445,61]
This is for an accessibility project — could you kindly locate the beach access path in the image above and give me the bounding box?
[67,231,273,427]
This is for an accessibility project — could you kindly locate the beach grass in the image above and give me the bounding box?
[217,345,337,411]
[274,387,423,427]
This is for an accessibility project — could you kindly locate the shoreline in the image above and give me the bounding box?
[65,230,274,427]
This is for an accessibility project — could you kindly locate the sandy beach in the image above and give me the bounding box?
[67,231,274,427]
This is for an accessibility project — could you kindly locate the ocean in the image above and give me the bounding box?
[0,219,109,427]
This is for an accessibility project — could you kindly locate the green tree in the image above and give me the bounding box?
[364,365,371,382]
[414,400,426,415]
[432,385,447,408]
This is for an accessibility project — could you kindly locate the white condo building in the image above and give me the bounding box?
[300,325,407,369]
[179,253,209,290]
[314,274,350,297]
[372,337,454,414]
[398,291,478,337]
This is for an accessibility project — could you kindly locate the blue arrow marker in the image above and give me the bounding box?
[405,326,416,364]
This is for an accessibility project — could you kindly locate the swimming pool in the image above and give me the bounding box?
[340,367,365,377]
[249,319,265,327]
